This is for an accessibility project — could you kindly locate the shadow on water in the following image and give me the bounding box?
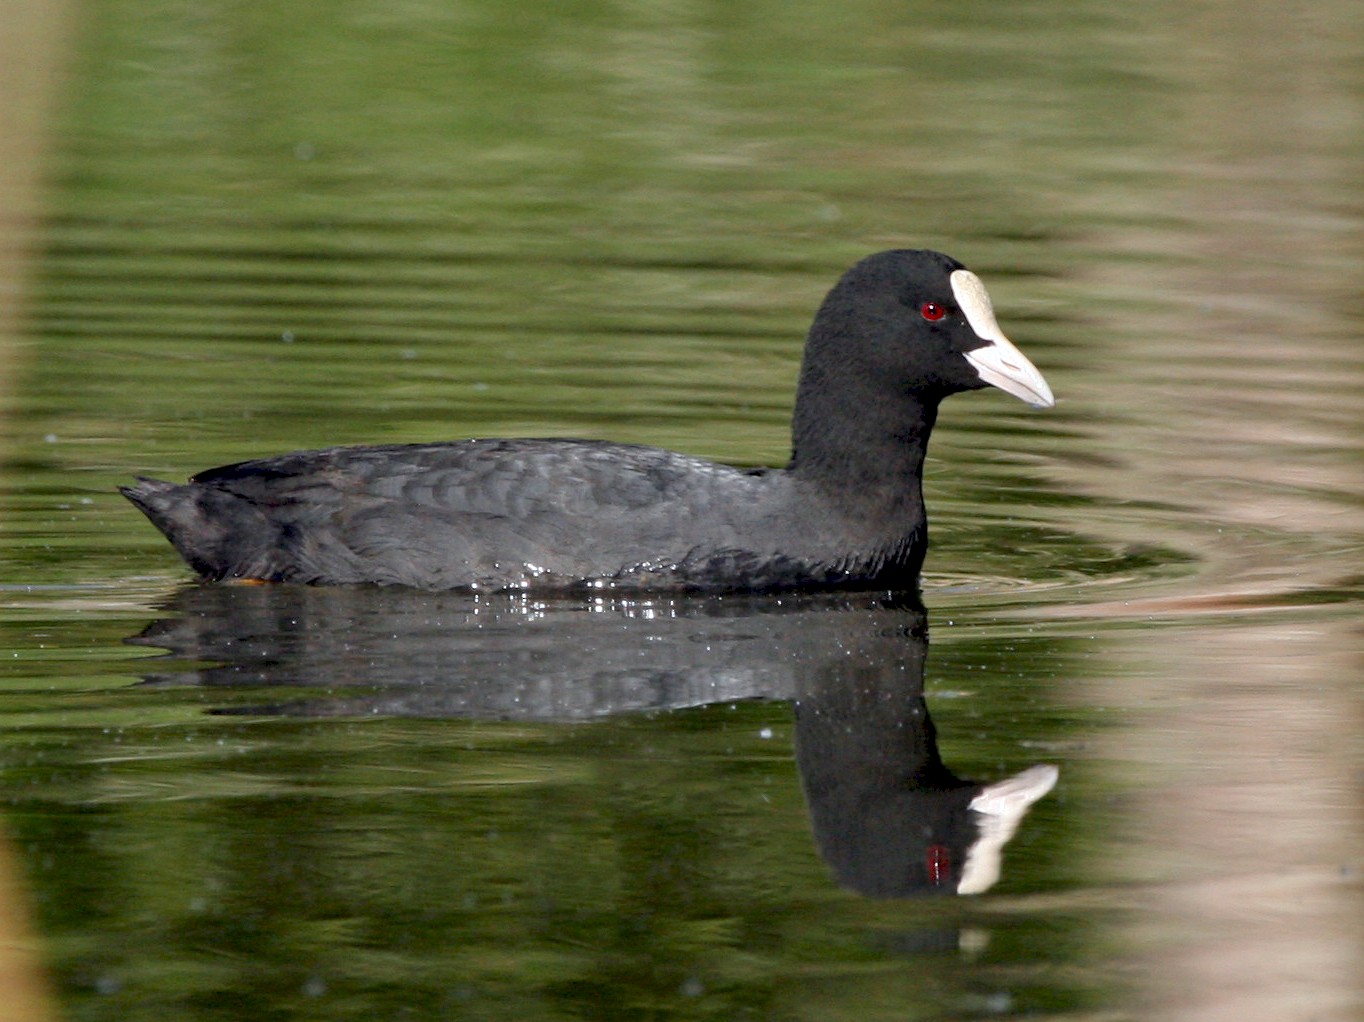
[127,585,1056,900]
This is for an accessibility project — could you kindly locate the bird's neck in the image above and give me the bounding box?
[787,380,939,499]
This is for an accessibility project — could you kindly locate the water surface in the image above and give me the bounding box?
[2,1,1361,1020]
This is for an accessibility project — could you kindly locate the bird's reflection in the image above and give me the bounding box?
[127,584,1056,897]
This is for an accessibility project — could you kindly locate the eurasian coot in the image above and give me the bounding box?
[122,249,1054,591]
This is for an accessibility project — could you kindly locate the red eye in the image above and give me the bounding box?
[920,302,946,322]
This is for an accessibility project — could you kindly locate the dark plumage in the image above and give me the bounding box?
[122,249,1054,591]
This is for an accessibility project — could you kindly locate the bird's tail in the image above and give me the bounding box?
[120,477,275,580]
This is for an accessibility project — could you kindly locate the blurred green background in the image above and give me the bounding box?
[1,1,1361,1020]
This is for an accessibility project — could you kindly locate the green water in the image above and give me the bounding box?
[2,1,1362,1019]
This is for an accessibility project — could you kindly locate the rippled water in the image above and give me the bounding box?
[2,1,1361,1020]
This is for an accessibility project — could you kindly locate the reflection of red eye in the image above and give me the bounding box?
[926,844,952,885]
[920,302,946,322]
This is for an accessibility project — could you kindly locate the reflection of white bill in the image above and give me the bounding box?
[960,764,1061,895]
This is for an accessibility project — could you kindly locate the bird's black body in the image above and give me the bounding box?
[122,249,1054,591]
